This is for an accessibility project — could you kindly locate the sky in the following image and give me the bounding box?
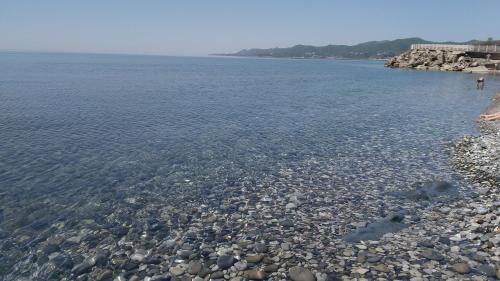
[1,0,499,56]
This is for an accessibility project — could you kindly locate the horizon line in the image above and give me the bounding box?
[2,36,495,58]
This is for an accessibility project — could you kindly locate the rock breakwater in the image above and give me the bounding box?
[385,48,498,73]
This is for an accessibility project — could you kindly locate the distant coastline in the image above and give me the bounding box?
[220,38,499,60]
[216,55,391,61]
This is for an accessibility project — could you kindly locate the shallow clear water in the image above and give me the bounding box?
[0,52,499,277]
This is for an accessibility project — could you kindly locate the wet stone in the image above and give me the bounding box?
[243,270,267,280]
[93,269,113,281]
[178,214,190,224]
[150,274,172,281]
[452,263,470,274]
[130,252,146,263]
[473,253,487,262]
[93,251,109,267]
[197,267,211,278]
[71,260,94,276]
[372,264,390,273]
[366,255,382,263]
[123,260,140,270]
[49,252,74,270]
[113,274,127,281]
[344,212,408,242]
[245,254,264,263]
[438,236,450,245]
[234,261,247,271]
[421,249,444,261]
[476,264,496,277]
[417,240,434,248]
[145,255,162,264]
[281,242,291,251]
[42,243,60,255]
[217,255,235,269]
[357,253,367,263]
[187,260,203,275]
[177,250,193,259]
[169,265,185,276]
[254,243,267,253]
[394,181,458,202]
[353,267,369,275]
[262,257,275,265]
[263,264,279,272]
[280,219,294,227]
[210,271,224,279]
[111,226,129,237]
[162,240,176,249]
[289,266,316,281]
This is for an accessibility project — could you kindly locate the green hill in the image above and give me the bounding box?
[221,38,492,59]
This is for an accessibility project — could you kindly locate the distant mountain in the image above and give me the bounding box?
[221,38,496,59]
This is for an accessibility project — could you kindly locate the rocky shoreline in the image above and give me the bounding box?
[385,48,499,73]
[454,93,500,187]
[449,93,500,280]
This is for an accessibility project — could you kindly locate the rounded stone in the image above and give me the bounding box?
[177,250,193,259]
[217,255,235,270]
[254,243,267,253]
[421,249,444,261]
[245,254,264,263]
[150,275,172,281]
[452,263,470,274]
[371,264,390,273]
[263,264,279,272]
[169,266,185,276]
[94,269,113,281]
[187,260,203,275]
[234,261,247,271]
[289,266,316,281]
[367,255,382,263]
[130,253,145,263]
[210,271,224,279]
[243,270,267,280]
[71,260,94,275]
[476,264,496,277]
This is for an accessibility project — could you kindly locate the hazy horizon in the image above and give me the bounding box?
[1,0,499,56]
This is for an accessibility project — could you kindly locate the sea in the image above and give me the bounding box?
[0,52,499,279]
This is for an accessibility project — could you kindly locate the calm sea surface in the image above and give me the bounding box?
[0,52,499,277]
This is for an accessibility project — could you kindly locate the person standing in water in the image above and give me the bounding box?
[477,77,485,90]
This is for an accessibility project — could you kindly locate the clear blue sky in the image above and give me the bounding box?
[1,0,499,56]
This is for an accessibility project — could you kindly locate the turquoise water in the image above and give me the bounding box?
[0,52,499,278]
